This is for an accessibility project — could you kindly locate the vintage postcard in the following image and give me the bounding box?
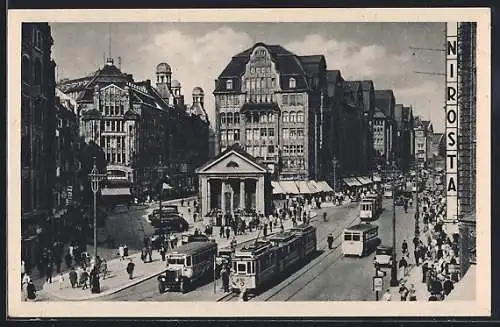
[7,8,491,317]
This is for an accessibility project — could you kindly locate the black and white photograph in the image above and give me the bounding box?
[7,8,491,317]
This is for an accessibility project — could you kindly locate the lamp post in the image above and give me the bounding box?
[332,155,339,193]
[89,158,107,261]
[389,159,399,287]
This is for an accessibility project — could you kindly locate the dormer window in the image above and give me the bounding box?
[289,77,296,89]
[226,79,233,90]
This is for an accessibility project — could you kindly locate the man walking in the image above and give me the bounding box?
[46,260,53,283]
[327,233,334,249]
[126,259,135,280]
[69,267,78,288]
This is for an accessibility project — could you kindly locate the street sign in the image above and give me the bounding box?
[372,276,383,292]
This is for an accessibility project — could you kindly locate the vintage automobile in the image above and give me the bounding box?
[374,245,393,268]
[150,213,189,231]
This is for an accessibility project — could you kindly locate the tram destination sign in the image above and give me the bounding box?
[446,22,459,222]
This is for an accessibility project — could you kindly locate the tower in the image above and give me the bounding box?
[192,86,204,108]
[171,79,184,105]
[156,62,172,100]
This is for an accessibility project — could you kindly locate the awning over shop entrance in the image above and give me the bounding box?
[296,180,315,194]
[316,181,334,192]
[101,187,131,196]
[356,176,373,185]
[271,181,285,195]
[279,181,300,194]
[343,177,362,187]
[307,180,321,193]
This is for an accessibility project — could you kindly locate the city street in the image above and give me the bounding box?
[253,198,417,301]
[94,201,360,301]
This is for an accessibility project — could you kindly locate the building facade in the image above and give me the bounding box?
[413,116,427,165]
[21,23,57,266]
[213,43,329,182]
[393,104,415,170]
[422,120,434,162]
[57,59,209,200]
[374,90,396,163]
[372,107,391,168]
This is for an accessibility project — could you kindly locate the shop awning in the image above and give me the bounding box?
[271,181,285,195]
[343,177,361,187]
[296,180,315,194]
[101,187,131,196]
[279,181,301,194]
[317,181,334,193]
[356,176,372,185]
[307,180,321,193]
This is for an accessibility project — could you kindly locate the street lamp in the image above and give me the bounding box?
[332,155,339,193]
[89,158,107,262]
[389,159,399,287]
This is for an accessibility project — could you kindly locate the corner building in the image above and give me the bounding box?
[214,43,329,181]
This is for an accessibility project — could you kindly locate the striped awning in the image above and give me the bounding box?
[271,181,286,195]
[356,176,372,185]
[101,187,131,196]
[279,181,301,194]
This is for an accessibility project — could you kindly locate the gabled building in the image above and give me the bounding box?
[342,81,366,175]
[213,42,328,182]
[413,116,427,165]
[374,90,396,162]
[393,104,415,170]
[422,119,434,162]
[360,81,376,173]
[57,58,209,200]
[372,107,391,168]
[326,69,345,188]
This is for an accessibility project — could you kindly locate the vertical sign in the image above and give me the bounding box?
[446,22,459,222]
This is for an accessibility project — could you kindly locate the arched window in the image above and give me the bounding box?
[22,55,31,83]
[226,112,233,124]
[220,113,226,125]
[289,77,296,89]
[268,113,274,123]
[289,111,296,123]
[297,111,304,123]
[226,79,233,90]
[34,58,42,85]
[282,112,289,123]
[234,112,240,124]
[260,112,267,123]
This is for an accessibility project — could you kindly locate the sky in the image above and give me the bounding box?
[50,22,446,133]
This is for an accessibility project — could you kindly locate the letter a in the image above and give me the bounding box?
[447,177,457,192]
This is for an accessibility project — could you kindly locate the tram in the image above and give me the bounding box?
[157,241,217,293]
[359,192,383,221]
[231,224,317,293]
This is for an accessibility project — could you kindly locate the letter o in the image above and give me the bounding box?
[447,109,457,124]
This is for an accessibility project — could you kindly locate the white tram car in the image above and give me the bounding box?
[231,224,317,293]
[359,193,383,221]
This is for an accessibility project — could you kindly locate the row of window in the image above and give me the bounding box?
[245,128,275,139]
[282,158,305,170]
[101,102,126,117]
[282,94,303,106]
[244,112,276,124]
[218,94,240,106]
[282,111,304,123]
[105,151,127,165]
[245,93,275,104]
[245,145,276,158]
[220,129,240,142]
[282,128,304,139]
[373,126,385,133]
[219,112,240,125]
[282,145,304,155]
[244,77,276,92]
[103,120,126,133]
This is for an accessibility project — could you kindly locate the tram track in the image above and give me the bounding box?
[259,212,360,302]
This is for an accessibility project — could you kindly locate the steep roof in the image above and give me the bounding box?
[422,120,432,132]
[413,115,424,129]
[373,107,386,119]
[326,70,342,98]
[214,42,313,93]
[374,90,395,118]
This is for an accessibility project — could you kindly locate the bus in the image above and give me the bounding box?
[157,241,217,293]
[342,223,381,257]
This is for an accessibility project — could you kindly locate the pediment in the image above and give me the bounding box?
[198,150,267,174]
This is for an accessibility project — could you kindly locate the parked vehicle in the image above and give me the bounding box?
[374,245,393,267]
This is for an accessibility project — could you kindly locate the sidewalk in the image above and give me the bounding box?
[41,207,317,301]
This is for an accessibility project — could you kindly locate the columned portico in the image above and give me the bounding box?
[196,144,271,226]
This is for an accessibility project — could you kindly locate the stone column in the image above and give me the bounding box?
[200,177,208,217]
[240,179,245,209]
[221,179,226,213]
[256,177,264,214]
[207,179,211,212]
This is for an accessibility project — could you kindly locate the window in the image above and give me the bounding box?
[234,112,240,124]
[234,129,240,141]
[344,233,352,241]
[268,128,275,137]
[220,113,226,125]
[290,111,296,123]
[34,59,42,85]
[268,145,275,154]
[296,94,303,105]
[246,129,252,140]
[297,145,303,154]
[252,114,259,123]
[282,112,289,123]
[227,113,233,125]
[282,95,289,105]
[234,96,240,105]
[282,128,289,139]
[22,55,31,83]
[352,234,361,241]
[260,113,267,123]
[290,129,297,138]
[226,80,233,90]
[268,113,274,123]
[297,128,304,137]
[260,128,267,137]
[289,77,296,89]
[297,111,304,123]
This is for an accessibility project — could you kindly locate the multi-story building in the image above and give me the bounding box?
[422,120,434,162]
[53,90,80,220]
[456,22,476,276]
[372,107,391,167]
[374,90,396,162]
[413,116,427,165]
[21,23,57,265]
[57,59,209,200]
[394,104,415,170]
[213,43,329,181]
[428,133,445,170]
[326,70,345,188]
[360,81,376,173]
